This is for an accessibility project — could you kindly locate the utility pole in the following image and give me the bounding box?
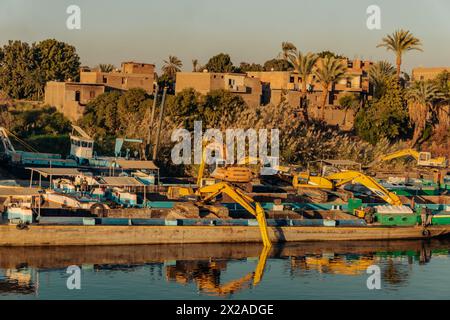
[146,82,159,159]
[152,86,167,161]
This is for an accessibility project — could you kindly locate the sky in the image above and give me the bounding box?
[0,0,449,73]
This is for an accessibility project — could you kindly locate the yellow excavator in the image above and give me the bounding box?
[168,140,272,248]
[373,149,448,168]
[292,170,402,206]
[166,245,270,296]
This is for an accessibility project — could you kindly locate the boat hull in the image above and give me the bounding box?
[0,224,449,246]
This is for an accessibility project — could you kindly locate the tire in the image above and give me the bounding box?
[90,203,107,217]
[422,229,431,237]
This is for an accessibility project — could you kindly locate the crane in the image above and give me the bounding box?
[168,140,272,247]
[373,149,447,168]
[198,182,271,247]
[292,170,402,206]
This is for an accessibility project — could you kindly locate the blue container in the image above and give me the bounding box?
[291,219,324,226]
[214,219,248,226]
[177,219,215,226]
[99,218,130,225]
[266,219,290,227]
[39,217,85,225]
[131,219,166,226]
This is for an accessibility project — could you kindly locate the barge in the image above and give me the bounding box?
[1,223,450,246]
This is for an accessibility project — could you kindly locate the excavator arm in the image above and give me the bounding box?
[326,171,402,206]
[198,182,272,247]
[198,245,270,296]
[379,149,420,162]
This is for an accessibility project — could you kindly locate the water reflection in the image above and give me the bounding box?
[0,239,449,298]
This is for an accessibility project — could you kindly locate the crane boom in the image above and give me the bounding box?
[374,148,447,168]
[292,170,402,206]
[326,171,402,206]
[198,181,271,247]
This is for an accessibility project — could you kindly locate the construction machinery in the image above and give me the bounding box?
[292,170,403,206]
[373,149,448,168]
[168,141,272,247]
[0,127,77,169]
[166,245,270,297]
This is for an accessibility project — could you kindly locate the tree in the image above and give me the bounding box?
[278,41,297,61]
[200,90,247,129]
[289,51,318,120]
[317,51,346,59]
[80,91,122,137]
[338,93,360,126]
[8,105,71,137]
[205,53,234,73]
[238,62,264,72]
[434,70,450,96]
[98,64,115,72]
[263,59,291,71]
[0,41,39,99]
[162,55,183,79]
[368,61,396,99]
[166,88,201,130]
[0,39,80,100]
[406,81,443,146]
[314,56,347,120]
[355,78,409,144]
[35,39,80,82]
[192,59,199,72]
[377,29,423,80]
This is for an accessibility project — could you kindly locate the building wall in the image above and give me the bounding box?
[412,67,450,81]
[175,72,262,107]
[79,62,155,93]
[80,71,154,93]
[121,62,155,75]
[44,81,105,121]
[247,71,299,90]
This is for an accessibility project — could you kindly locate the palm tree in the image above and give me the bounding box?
[98,64,115,73]
[314,56,347,120]
[377,29,423,80]
[162,55,183,78]
[406,81,443,146]
[278,41,297,61]
[192,59,199,72]
[368,61,396,98]
[289,51,318,120]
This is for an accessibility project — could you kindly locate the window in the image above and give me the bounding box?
[75,91,81,102]
[90,91,95,99]
[290,76,295,83]
[122,78,126,85]
[346,80,352,88]
[102,76,107,84]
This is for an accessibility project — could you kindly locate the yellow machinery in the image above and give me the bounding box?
[375,149,447,168]
[292,170,402,206]
[168,141,272,248]
[166,245,270,296]
[291,255,375,276]
[198,182,271,247]
[198,142,254,184]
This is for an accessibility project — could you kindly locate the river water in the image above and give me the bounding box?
[0,240,449,299]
